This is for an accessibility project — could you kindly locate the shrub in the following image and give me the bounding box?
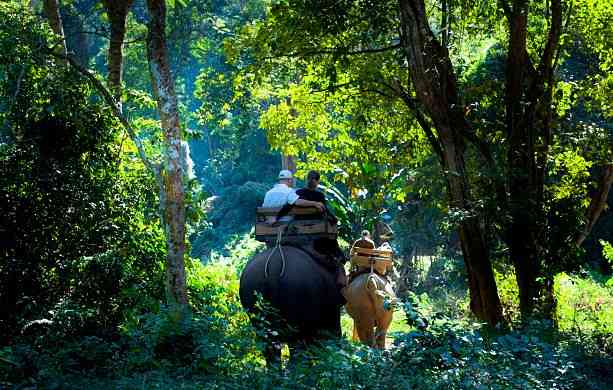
[555,272,613,339]
[0,3,165,342]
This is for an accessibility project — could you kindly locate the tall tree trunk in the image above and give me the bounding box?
[282,94,298,172]
[102,0,134,106]
[504,0,562,319]
[146,0,188,310]
[398,0,503,325]
[42,0,67,57]
[282,154,296,172]
[506,0,541,319]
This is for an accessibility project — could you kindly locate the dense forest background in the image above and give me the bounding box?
[1,0,612,388]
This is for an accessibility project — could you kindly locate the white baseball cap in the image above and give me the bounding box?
[278,169,293,179]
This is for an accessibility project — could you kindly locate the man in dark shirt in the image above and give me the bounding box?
[293,170,328,221]
[297,170,326,203]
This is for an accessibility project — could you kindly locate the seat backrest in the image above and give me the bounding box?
[351,247,393,259]
[254,207,337,244]
[255,206,322,221]
[350,247,394,275]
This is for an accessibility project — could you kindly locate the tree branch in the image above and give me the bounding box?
[360,88,395,99]
[535,0,562,86]
[553,0,573,72]
[388,79,444,164]
[308,82,355,93]
[2,65,25,131]
[55,52,162,186]
[499,0,512,17]
[267,43,401,60]
[575,164,613,247]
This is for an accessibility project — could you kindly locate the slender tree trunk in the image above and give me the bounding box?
[398,0,503,325]
[506,0,541,319]
[42,0,67,56]
[282,154,296,172]
[504,0,562,319]
[102,0,134,106]
[57,11,187,312]
[282,95,298,172]
[146,0,188,310]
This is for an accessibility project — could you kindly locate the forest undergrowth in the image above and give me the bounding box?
[2,234,612,389]
[2,2,613,389]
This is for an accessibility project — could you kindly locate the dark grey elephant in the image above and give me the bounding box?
[239,245,343,363]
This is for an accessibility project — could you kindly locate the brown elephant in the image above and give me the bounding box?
[343,272,396,349]
[239,245,344,364]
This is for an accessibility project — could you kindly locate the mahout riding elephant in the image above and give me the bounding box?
[239,245,344,364]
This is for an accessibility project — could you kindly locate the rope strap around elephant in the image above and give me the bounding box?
[264,225,287,279]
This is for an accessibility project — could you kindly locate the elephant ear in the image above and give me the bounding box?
[370,291,386,309]
[375,291,387,305]
[374,290,387,299]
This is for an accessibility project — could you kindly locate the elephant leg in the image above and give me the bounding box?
[354,318,375,346]
[288,337,315,368]
[264,341,282,367]
[375,312,393,349]
[288,340,305,362]
[328,306,343,339]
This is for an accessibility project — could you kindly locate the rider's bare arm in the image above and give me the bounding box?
[295,198,324,211]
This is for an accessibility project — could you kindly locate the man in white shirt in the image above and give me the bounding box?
[262,170,325,223]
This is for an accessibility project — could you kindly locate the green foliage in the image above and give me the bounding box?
[555,272,613,336]
[0,260,260,387]
[494,267,522,323]
[414,256,468,315]
[189,0,274,190]
[392,177,449,258]
[0,3,165,341]
[2,244,612,389]
[493,266,613,341]
[550,150,592,202]
[259,81,431,213]
[392,320,586,389]
[190,181,268,261]
[571,0,613,118]
[601,240,613,265]
[2,0,613,388]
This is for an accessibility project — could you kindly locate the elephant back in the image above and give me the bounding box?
[239,245,341,335]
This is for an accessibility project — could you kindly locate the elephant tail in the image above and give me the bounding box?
[365,274,381,313]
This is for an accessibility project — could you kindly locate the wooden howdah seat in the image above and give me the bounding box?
[350,246,393,275]
[255,206,338,245]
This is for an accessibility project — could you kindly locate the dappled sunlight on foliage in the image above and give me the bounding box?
[555,272,613,337]
[1,0,613,388]
[4,229,613,388]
